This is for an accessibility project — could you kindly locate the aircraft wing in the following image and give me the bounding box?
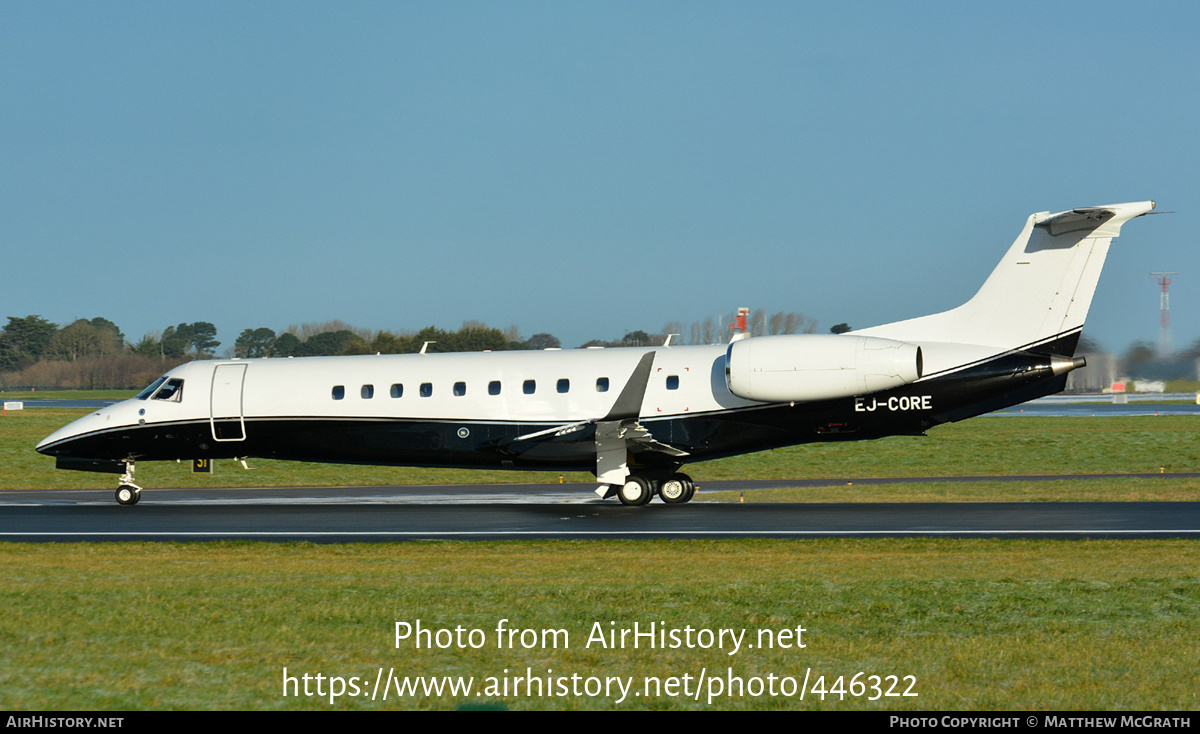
[499,349,690,464]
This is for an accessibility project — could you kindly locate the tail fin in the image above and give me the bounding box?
[856,201,1155,355]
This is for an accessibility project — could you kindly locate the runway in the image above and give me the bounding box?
[2,479,1199,541]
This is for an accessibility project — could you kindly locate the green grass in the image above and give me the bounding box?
[1165,380,1200,393]
[0,539,1196,710]
[4,413,1199,710]
[696,415,1200,480]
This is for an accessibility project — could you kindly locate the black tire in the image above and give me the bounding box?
[116,485,140,505]
[660,473,695,504]
[617,476,652,506]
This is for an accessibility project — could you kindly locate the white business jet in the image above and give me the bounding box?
[38,201,1156,505]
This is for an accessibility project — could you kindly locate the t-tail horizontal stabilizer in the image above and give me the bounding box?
[856,201,1156,370]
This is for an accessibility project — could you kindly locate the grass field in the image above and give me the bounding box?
[1,539,1197,710]
[2,409,1198,710]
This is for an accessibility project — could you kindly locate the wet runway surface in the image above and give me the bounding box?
[3,481,1199,542]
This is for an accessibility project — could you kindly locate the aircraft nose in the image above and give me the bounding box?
[36,410,110,455]
[37,423,80,455]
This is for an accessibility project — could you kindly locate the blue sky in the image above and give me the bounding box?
[4,2,1196,355]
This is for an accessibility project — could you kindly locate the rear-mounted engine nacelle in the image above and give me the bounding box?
[725,334,923,403]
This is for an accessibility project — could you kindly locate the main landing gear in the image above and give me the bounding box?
[115,462,141,505]
[614,472,696,506]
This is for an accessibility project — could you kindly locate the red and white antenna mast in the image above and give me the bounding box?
[1151,271,1178,357]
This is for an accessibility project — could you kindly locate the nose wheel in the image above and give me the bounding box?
[116,484,141,505]
[115,462,142,505]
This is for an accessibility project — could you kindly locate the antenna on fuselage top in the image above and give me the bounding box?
[420,341,436,355]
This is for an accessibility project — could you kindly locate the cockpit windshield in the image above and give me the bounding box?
[136,377,168,400]
[135,376,184,402]
[153,379,184,401]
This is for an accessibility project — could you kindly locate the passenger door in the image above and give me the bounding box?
[210,363,247,442]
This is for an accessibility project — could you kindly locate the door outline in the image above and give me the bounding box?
[210,363,248,442]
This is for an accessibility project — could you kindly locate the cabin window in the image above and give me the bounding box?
[390,384,403,398]
[557,378,570,393]
[152,378,184,402]
[361,384,374,399]
[523,379,536,394]
[488,381,501,395]
[332,385,345,400]
[420,383,433,397]
[666,375,680,390]
[596,377,609,392]
[454,381,467,396]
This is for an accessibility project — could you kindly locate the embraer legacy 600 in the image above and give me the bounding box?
[39,201,1156,505]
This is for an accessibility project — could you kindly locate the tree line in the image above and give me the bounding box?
[0,316,217,390]
[0,316,575,389]
[0,309,821,390]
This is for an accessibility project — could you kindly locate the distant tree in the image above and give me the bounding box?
[159,325,188,358]
[342,338,374,355]
[763,311,811,335]
[409,326,448,353]
[525,333,561,350]
[87,317,125,344]
[1119,339,1196,381]
[1076,334,1104,354]
[272,332,303,357]
[1123,341,1156,367]
[0,315,58,371]
[129,333,163,358]
[830,323,852,334]
[290,320,373,342]
[300,330,366,356]
[622,330,651,346]
[1181,337,1200,361]
[662,321,685,345]
[234,328,277,358]
[185,322,220,357]
[160,322,221,358]
[687,316,717,345]
[445,324,509,352]
[47,319,123,361]
[371,331,412,354]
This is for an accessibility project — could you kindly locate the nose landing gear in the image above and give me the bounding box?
[115,462,141,505]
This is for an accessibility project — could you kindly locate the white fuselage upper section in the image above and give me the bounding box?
[140,344,754,428]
